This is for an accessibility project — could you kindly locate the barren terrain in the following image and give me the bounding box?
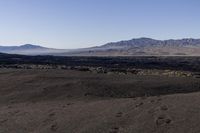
[0,68,200,133]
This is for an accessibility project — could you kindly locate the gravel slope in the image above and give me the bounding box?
[0,69,200,133]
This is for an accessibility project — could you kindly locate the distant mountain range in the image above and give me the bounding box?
[1,38,200,56]
[102,38,200,48]
[61,38,200,56]
[0,44,68,55]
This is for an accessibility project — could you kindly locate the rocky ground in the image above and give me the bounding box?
[0,69,200,133]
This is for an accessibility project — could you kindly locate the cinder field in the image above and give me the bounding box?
[0,68,200,133]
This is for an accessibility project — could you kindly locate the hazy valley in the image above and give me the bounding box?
[1,38,200,56]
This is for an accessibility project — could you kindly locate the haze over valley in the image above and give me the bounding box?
[1,38,200,56]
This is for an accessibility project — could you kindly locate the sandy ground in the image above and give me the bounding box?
[0,69,200,133]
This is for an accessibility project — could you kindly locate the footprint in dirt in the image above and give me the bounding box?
[149,97,162,104]
[155,115,172,126]
[157,98,162,102]
[7,105,12,109]
[49,112,56,117]
[109,127,119,133]
[150,99,155,103]
[135,102,143,108]
[67,103,73,106]
[148,104,168,113]
[43,111,56,124]
[116,112,123,117]
[160,105,168,111]
[8,110,19,116]
[0,119,8,124]
[50,123,58,131]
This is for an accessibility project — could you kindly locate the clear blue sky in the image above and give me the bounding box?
[0,0,199,49]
